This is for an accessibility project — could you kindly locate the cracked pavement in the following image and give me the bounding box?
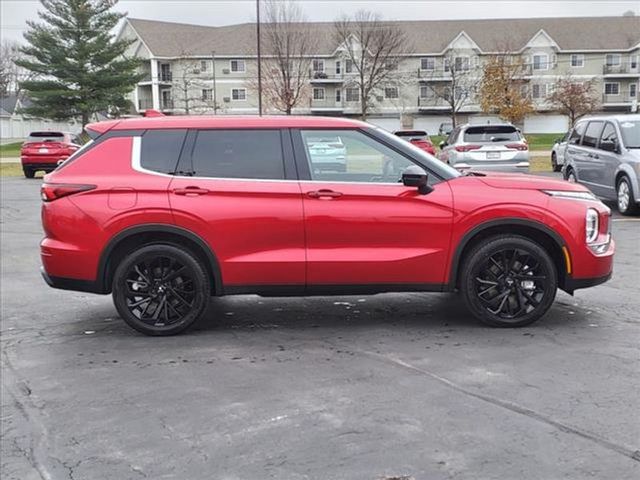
[1,175,639,479]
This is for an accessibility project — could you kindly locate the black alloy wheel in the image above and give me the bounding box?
[461,235,557,327]
[113,245,209,335]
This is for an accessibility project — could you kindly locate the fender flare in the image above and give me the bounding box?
[448,217,567,289]
[97,224,222,294]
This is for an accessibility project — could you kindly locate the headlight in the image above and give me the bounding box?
[542,190,597,201]
[585,208,599,244]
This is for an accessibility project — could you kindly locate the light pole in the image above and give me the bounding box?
[256,0,263,116]
[211,50,217,114]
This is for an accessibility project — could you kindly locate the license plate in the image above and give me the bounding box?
[487,152,500,159]
[39,148,49,153]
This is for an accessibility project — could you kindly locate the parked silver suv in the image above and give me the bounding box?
[437,123,529,172]
[563,114,640,215]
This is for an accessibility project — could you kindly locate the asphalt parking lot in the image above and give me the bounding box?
[1,175,639,480]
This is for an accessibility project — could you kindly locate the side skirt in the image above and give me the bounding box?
[223,283,448,297]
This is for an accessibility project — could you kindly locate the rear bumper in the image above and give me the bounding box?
[454,161,530,173]
[21,155,67,167]
[41,267,105,294]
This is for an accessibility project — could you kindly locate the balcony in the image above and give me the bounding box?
[309,69,345,83]
[309,97,344,112]
[159,71,173,83]
[603,64,640,77]
[418,68,452,82]
[417,96,481,112]
[602,93,636,105]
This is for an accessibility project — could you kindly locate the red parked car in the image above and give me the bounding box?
[40,116,614,335]
[21,131,81,178]
[393,130,437,155]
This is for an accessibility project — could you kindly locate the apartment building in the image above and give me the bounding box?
[117,16,640,133]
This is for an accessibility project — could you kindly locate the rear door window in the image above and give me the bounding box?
[581,121,604,148]
[140,129,187,174]
[598,122,619,150]
[191,130,285,180]
[463,126,519,143]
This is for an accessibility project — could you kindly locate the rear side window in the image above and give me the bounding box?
[581,121,603,148]
[463,126,519,143]
[568,122,586,144]
[191,130,285,179]
[141,129,187,174]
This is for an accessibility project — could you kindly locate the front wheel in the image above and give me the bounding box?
[617,175,640,216]
[551,153,560,172]
[460,235,557,327]
[112,244,210,335]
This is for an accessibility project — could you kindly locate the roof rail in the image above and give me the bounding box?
[144,109,165,118]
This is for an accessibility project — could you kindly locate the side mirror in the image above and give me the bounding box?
[439,141,447,149]
[402,165,433,195]
[600,140,618,153]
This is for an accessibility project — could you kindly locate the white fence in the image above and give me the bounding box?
[1,116,81,142]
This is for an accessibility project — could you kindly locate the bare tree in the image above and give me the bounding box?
[0,39,35,97]
[334,11,410,120]
[547,74,599,127]
[170,52,218,115]
[424,50,482,127]
[250,0,314,114]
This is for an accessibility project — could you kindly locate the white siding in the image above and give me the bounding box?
[523,114,568,133]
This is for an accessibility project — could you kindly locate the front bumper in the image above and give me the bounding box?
[564,272,612,293]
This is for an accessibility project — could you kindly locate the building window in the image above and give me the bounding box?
[420,57,435,71]
[335,89,341,102]
[570,54,584,68]
[532,84,549,99]
[606,54,621,67]
[443,57,451,72]
[604,83,620,95]
[533,54,549,70]
[335,60,341,75]
[345,59,354,73]
[202,89,213,101]
[231,88,247,100]
[313,87,325,101]
[384,86,399,99]
[454,56,470,72]
[419,85,432,99]
[631,56,638,70]
[345,87,359,102]
[230,59,245,72]
[454,86,468,100]
[200,60,209,71]
[630,84,637,98]
[312,59,325,73]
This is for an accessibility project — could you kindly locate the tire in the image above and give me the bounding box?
[551,153,560,172]
[23,168,35,179]
[460,235,558,328]
[616,175,640,216]
[112,244,210,336]
[565,168,577,183]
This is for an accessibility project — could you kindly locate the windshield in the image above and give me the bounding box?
[464,126,520,143]
[26,132,65,143]
[619,120,640,148]
[370,126,461,180]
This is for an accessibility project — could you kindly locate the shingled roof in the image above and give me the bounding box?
[127,16,640,58]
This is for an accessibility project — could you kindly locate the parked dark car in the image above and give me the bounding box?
[393,130,436,156]
[21,131,81,178]
[563,114,640,215]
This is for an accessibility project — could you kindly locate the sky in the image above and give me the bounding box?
[1,0,638,43]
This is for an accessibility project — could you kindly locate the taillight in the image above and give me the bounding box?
[455,145,481,152]
[41,183,95,202]
[506,143,528,151]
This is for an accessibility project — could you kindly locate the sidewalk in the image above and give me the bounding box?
[0,157,20,164]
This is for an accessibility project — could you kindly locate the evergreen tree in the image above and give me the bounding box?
[16,0,142,126]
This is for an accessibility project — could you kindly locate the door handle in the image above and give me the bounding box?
[172,186,209,196]
[592,154,599,159]
[307,189,343,199]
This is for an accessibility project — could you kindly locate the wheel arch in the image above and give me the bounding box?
[97,224,222,295]
[449,218,569,292]
[615,166,638,198]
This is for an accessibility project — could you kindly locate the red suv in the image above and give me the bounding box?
[21,131,81,178]
[41,116,614,335]
[393,130,437,155]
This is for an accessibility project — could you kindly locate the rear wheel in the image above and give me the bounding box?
[23,168,35,179]
[460,235,557,327]
[112,244,210,336]
[616,175,640,216]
